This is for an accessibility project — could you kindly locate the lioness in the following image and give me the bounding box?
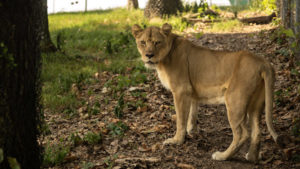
[131,23,279,162]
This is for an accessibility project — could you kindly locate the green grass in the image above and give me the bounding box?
[209,19,243,32]
[43,143,70,166]
[43,9,149,113]
[43,8,191,113]
[42,8,245,113]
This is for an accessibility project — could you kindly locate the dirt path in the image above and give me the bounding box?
[42,26,299,169]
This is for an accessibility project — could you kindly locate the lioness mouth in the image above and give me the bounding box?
[146,61,158,65]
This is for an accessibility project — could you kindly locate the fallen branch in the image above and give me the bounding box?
[177,163,195,169]
[182,17,221,24]
[239,12,276,24]
[115,157,161,163]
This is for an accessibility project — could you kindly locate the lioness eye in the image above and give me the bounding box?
[155,41,161,45]
[140,41,146,45]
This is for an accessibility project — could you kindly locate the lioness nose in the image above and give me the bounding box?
[146,54,154,59]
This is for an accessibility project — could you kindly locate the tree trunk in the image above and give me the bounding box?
[0,0,42,168]
[127,0,139,10]
[295,0,300,61]
[40,0,57,52]
[281,0,292,28]
[144,0,183,18]
[296,0,300,34]
[276,0,281,17]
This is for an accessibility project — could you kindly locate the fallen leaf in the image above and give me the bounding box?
[151,143,162,152]
[137,106,147,113]
[177,163,195,169]
[171,114,176,121]
[273,160,283,166]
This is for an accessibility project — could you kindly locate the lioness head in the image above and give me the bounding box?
[132,23,173,69]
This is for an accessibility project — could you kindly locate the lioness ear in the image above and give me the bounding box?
[162,23,172,36]
[132,24,142,38]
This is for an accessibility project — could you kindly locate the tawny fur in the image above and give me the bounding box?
[132,23,278,163]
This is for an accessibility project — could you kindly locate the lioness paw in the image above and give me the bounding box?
[212,151,227,161]
[245,152,261,163]
[163,137,184,145]
[186,124,194,136]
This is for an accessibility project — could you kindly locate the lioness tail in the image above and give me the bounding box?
[262,64,278,143]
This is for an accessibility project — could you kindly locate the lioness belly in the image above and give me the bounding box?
[195,85,226,104]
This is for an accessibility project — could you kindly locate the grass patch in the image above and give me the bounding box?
[43,8,199,113]
[43,143,70,166]
[209,19,243,32]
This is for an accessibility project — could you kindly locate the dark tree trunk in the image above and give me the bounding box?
[296,0,300,34]
[295,0,300,61]
[127,0,139,10]
[40,0,57,52]
[144,0,183,18]
[276,0,281,17]
[281,0,292,28]
[0,0,42,168]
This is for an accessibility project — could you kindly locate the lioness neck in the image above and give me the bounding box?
[155,36,193,93]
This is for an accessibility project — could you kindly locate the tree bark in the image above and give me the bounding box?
[295,0,300,61]
[0,0,42,168]
[40,0,57,52]
[144,0,183,18]
[127,0,139,10]
[276,0,281,17]
[281,0,292,28]
[296,0,300,34]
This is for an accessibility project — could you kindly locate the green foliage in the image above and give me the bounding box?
[194,32,204,39]
[272,26,300,54]
[130,91,147,98]
[0,148,3,163]
[7,157,21,169]
[38,121,51,135]
[70,133,83,146]
[104,68,147,94]
[107,121,128,137]
[292,118,300,138]
[81,161,95,169]
[87,102,101,115]
[70,131,102,146]
[104,154,118,169]
[104,30,138,59]
[210,19,242,32]
[182,0,208,13]
[0,42,16,69]
[114,94,125,118]
[83,132,102,145]
[43,143,70,166]
[250,0,277,13]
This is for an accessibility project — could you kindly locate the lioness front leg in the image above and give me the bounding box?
[163,93,190,145]
[187,100,197,136]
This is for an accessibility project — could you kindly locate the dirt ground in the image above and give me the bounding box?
[42,24,300,169]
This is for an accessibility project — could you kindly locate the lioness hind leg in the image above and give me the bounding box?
[212,114,247,161]
[187,100,197,135]
[245,84,265,163]
[163,93,191,145]
[245,110,261,163]
[212,90,250,161]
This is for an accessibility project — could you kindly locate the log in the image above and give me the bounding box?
[239,12,276,24]
[183,18,221,24]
